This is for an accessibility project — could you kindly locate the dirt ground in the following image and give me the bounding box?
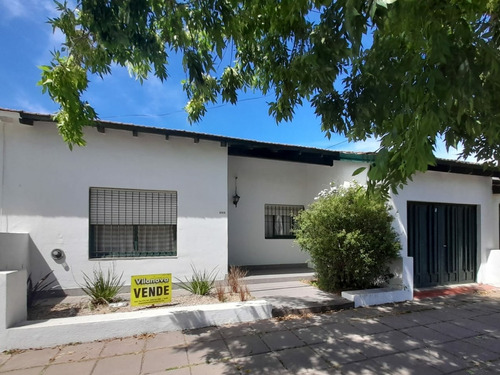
[28,292,252,320]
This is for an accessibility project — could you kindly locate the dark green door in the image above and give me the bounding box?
[407,202,477,288]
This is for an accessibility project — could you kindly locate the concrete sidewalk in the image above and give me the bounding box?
[2,289,500,374]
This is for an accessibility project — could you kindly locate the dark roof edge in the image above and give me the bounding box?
[16,110,341,164]
[339,150,500,178]
[430,159,500,178]
[10,109,500,177]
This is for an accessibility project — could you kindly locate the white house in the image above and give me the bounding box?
[1,107,500,298]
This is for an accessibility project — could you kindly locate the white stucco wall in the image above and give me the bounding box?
[227,156,366,266]
[0,111,228,291]
[392,171,496,286]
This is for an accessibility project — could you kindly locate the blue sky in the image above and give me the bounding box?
[0,0,459,158]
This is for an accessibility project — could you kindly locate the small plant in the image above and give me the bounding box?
[27,270,57,307]
[176,265,218,296]
[227,265,247,293]
[215,281,227,302]
[81,265,124,305]
[238,284,250,301]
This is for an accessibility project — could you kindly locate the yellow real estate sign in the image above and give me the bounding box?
[130,273,172,306]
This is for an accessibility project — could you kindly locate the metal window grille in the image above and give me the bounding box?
[89,188,177,258]
[265,204,304,239]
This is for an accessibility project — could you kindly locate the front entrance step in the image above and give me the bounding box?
[270,297,354,317]
[242,265,315,285]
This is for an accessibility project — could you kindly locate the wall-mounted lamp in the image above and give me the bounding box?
[51,248,65,261]
[232,176,240,207]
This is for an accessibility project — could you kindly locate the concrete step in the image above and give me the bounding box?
[243,272,315,285]
[271,298,354,317]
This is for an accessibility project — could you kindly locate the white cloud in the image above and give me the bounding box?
[1,0,26,18]
[15,97,53,114]
[337,138,380,153]
[1,0,59,21]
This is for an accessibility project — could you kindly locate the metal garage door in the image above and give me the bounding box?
[407,202,477,288]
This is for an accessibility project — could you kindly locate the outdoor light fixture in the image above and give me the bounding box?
[232,176,240,207]
[51,248,65,261]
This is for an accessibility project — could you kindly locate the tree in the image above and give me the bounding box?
[294,182,400,291]
[40,0,500,192]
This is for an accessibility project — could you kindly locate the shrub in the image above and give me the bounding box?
[294,182,401,292]
[81,265,124,305]
[176,265,218,296]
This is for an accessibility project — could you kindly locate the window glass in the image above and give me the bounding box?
[89,188,177,258]
[264,204,304,239]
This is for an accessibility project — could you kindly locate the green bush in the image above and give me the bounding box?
[294,182,401,292]
[81,265,124,305]
[175,265,218,295]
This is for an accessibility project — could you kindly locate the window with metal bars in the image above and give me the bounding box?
[89,188,177,258]
[265,204,304,239]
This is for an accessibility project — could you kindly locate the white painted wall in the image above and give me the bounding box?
[0,233,30,271]
[227,156,366,266]
[392,171,496,286]
[0,110,228,291]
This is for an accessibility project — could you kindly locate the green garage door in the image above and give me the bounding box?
[407,202,477,288]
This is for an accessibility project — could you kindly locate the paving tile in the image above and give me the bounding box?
[372,352,442,375]
[448,306,487,319]
[450,318,499,336]
[93,353,142,375]
[183,326,222,343]
[141,347,189,373]
[432,339,499,363]
[0,367,45,375]
[421,307,461,321]
[0,347,59,372]
[373,330,422,352]
[310,342,366,366]
[465,335,500,354]
[374,314,418,330]
[341,332,400,358]
[401,325,454,345]
[474,314,500,331]
[145,366,190,375]
[322,322,363,339]
[297,368,342,375]
[186,338,230,364]
[52,341,105,363]
[275,346,330,372]
[250,319,287,333]
[101,336,146,357]
[404,310,444,325]
[348,318,393,335]
[145,331,186,350]
[447,367,499,375]
[0,353,11,367]
[339,359,384,375]
[281,316,322,330]
[261,330,305,351]
[43,360,95,375]
[407,347,470,373]
[225,335,270,357]
[190,361,240,375]
[218,322,256,339]
[292,326,334,345]
[234,352,288,375]
[426,321,478,339]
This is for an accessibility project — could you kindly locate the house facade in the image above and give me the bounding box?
[1,108,500,296]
